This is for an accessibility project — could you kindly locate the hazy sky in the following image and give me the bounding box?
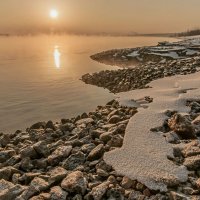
[0,0,200,34]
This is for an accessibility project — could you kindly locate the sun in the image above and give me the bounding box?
[50,9,58,19]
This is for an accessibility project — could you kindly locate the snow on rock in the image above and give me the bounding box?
[104,71,200,192]
[148,52,180,59]
[127,50,140,57]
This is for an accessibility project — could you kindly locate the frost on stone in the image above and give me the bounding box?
[104,71,200,192]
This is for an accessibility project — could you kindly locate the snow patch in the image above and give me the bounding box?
[104,69,200,191]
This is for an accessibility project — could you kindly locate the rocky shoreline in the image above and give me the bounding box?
[1,99,200,199]
[1,99,166,200]
[1,38,200,200]
[82,39,200,93]
[149,99,200,199]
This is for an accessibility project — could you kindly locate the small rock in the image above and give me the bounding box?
[61,171,87,195]
[76,118,94,126]
[60,123,75,132]
[168,114,196,139]
[0,150,15,163]
[50,186,68,200]
[100,132,113,143]
[48,145,72,166]
[86,182,109,200]
[33,141,50,158]
[107,188,124,200]
[183,155,200,170]
[0,184,26,200]
[121,177,133,189]
[20,146,38,159]
[109,115,121,124]
[20,177,49,200]
[169,191,188,200]
[96,168,109,177]
[81,143,96,154]
[62,151,85,170]
[45,120,56,130]
[87,144,104,161]
[128,191,145,200]
[48,167,68,184]
[30,122,46,130]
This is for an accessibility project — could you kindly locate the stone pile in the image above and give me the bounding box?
[82,56,200,93]
[152,100,200,199]
[0,100,166,199]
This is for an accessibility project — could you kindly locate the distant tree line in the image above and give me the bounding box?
[175,29,200,37]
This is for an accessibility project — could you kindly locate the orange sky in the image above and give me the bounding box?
[0,0,200,34]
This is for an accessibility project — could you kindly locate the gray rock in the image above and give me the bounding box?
[164,132,180,144]
[20,146,38,159]
[107,134,123,147]
[100,132,113,143]
[76,118,94,126]
[128,191,145,200]
[45,120,56,130]
[0,184,26,200]
[87,144,104,161]
[60,123,75,132]
[20,157,33,171]
[48,145,72,166]
[86,182,109,200]
[0,134,10,147]
[182,141,200,157]
[72,194,83,200]
[121,177,133,189]
[20,177,49,200]
[19,172,41,185]
[107,188,124,200]
[90,129,104,139]
[50,186,68,200]
[96,168,109,177]
[30,122,46,130]
[183,155,200,170]
[169,191,188,200]
[62,151,85,170]
[0,150,15,163]
[33,141,50,158]
[0,179,14,192]
[81,143,96,154]
[168,114,196,139]
[0,166,19,181]
[48,167,68,184]
[61,171,87,195]
[109,115,121,124]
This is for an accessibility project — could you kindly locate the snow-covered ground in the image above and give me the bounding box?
[104,48,200,191]
[126,37,200,60]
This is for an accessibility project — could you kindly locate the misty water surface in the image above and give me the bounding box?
[0,35,178,132]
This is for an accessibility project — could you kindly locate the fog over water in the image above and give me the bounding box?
[0,35,178,133]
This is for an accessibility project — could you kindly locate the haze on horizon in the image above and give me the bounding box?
[0,0,200,35]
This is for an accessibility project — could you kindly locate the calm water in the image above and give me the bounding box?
[0,35,178,133]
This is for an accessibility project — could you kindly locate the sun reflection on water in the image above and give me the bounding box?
[54,46,61,68]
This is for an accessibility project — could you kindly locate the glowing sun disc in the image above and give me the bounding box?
[50,9,58,18]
